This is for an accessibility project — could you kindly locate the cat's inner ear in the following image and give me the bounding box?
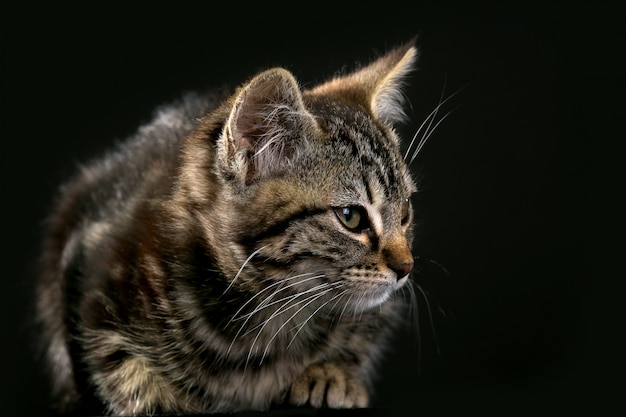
[223,68,317,184]
[308,41,418,126]
[368,44,418,125]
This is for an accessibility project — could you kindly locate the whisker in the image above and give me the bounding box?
[329,288,348,315]
[352,291,369,323]
[403,106,439,162]
[244,282,335,347]
[414,255,454,320]
[411,73,448,161]
[286,288,349,349]
[404,78,463,161]
[414,282,440,356]
[251,283,342,367]
[225,274,324,358]
[261,284,345,363]
[415,255,452,278]
[222,245,268,296]
[337,293,353,324]
[409,106,460,165]
[226,272,318,327]
[239,281,331,337]
[235,274,326,322]
[404,81,469,164]
[404,280,420,337]
[405,281,422,373]
[227,279,329,357]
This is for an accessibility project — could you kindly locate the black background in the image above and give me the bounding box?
[3,2,624,416]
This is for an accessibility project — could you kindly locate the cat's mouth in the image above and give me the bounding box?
[339,273,408,312]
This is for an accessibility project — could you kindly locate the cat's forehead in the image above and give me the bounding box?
[306,100,416,203]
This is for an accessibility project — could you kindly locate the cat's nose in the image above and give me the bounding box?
[388,260,414,280]
[383,238,414,280]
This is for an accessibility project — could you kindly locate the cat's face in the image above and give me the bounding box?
[197,43,418,314]
[227,99,416,313]
[296,98,415,311]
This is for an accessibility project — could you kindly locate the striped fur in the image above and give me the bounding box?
[37,41,418,415]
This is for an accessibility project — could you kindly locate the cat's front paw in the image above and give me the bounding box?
[289,362,368,408]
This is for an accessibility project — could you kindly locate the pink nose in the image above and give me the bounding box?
[388,260,414,279]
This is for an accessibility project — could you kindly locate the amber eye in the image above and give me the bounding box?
[401,198,411,224]
[334,206,369,232]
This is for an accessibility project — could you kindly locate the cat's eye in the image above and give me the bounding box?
[401,198,411,224]
[334,206,369,232]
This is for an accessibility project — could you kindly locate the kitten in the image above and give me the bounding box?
[37,40,418,415]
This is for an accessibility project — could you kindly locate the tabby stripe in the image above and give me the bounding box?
[239,207,327,248]
[360,153,390,196]
[367,228,380,252]
[382,157,400,199]
[362,170,374,204]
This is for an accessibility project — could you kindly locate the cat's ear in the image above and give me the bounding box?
[220,68,318,184]
[309,40,418,125]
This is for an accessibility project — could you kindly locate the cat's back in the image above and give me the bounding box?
[40,91,221,304]
[41,92,217,309]
[58,92,218,223]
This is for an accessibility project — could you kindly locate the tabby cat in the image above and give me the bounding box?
[37,40,418,415]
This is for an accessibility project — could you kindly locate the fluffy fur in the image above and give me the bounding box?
[37,41,418,415]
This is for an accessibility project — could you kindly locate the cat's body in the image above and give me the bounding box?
[37,42,418,415]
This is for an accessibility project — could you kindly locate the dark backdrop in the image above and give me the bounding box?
[3,2,624,415]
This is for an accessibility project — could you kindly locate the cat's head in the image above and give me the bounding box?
[188,42,418,312]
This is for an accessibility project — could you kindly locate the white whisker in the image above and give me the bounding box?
[337,293,353,324]
[235,274,326,322]
[222,245,268,296]
[286,288,349,350]
[329,288,348,315]
[408,73,449,162]
[260,283,345,363]
[414,282,440,356]
[404,76,451,161]
[351,290,369,323]
[226,272,317,327]
[405,281,422,373]
[409,106,459,165]
[249,282,341,367]
[239,281,331,337]
[228,279,328,359]
[225,273,323,358]
[415,255,452,278]
[403,81,469,163]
